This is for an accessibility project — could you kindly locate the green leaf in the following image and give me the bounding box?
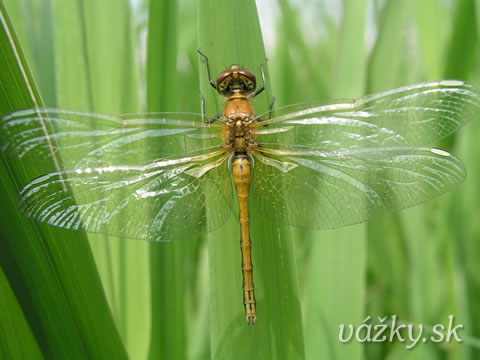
[367,0,410,92]
[0,267,42,359]
[48,1,148,358]
[0,2,127,358]
[302,1,367,359]
[198,1,304,359]
[145,1,187,360]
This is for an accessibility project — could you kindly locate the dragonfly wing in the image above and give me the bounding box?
[1,108,221,171]
[251,146,465,230]
[255,80,480,149]
[18,149,233,241]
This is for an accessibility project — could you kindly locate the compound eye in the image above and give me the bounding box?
[218,80,231,95]
[244,79,255,91]
[218,81,226,93]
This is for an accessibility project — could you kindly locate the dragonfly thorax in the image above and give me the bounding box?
[222,97,257,154]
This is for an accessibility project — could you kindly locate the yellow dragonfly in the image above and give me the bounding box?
[1,52,479,324]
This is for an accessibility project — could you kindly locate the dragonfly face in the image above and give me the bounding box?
[215,65,257,97]
[1,53,479,325]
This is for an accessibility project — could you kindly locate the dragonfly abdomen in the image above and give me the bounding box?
[232,153,256,325]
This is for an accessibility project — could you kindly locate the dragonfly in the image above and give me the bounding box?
[1,51,479,325]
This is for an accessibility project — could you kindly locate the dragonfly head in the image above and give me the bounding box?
[216,65,256,97]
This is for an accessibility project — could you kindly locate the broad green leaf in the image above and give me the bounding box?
[303,1,367,359]
[0,2,127,358]
[0,252,42,359]
[198,1,304,359]
[146,1,186,360]
[49,1,147,358]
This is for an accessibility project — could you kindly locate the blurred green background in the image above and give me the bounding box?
[0,0,479,359]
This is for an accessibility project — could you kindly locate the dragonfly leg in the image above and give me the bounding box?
[197,48,217,90]
[267,96,275,120]
[206,112,222,125]
[199,90,206,123]
[200,90,223,124]
[256,96,275,124]
[251,58,268,98]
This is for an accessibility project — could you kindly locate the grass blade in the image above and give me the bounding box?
[0,267,42,359]
[0,2,127,358]
[198,1,304,359]
[145,1,187,359]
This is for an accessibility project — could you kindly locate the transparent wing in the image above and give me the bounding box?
[1,108,232,241]
[251,146,465,230]
[18,148,233,241]
[251,80,477,229]
[255,80,480,150]
[1,108,222,171]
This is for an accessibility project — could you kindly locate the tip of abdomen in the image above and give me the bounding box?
[247,314,256,325]
[244,290,256,325]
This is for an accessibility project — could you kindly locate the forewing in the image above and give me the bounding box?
[1,108,222,171]
[18,149,233,241]
[255,80,480,150]
[251,147,465,230]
